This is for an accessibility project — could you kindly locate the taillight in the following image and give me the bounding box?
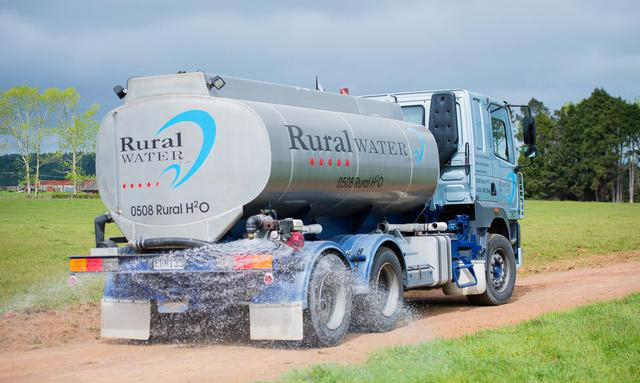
[233,254,273,270]
[69,258,115,273]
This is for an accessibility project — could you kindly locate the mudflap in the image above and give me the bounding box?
[101,298,151,340]
[249,302,303,341]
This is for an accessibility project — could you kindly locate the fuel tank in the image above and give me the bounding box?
[96,73,439,241]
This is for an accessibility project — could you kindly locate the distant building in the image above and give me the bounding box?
[80,180,99,194]
[37,180,74,192]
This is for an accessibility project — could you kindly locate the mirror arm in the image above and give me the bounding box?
[515,149,536,172]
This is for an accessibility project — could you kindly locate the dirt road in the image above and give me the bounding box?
[2,260,640,383]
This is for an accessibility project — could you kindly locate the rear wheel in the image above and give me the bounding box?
[353,247,403,332]
[468,234,516,305]
[304,253,353,346]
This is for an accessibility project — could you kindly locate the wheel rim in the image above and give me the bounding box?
[375,263,400,317]
[489,248,510,292]
[318,271,347,330]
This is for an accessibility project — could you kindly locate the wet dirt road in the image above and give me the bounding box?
[2,260,639,383]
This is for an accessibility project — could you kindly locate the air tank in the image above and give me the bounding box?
[96,73,440,241]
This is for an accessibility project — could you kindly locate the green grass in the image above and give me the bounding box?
[0,198,120,312]
[0,199,638,312]
[271,294,640,383]
[521,200,640,267]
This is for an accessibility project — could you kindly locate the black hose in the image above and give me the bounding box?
[131,237,211,249]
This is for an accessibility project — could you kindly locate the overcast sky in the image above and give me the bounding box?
[1,0,639,151]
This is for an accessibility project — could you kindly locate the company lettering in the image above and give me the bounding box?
[119,132,183,164]
[286,124,408,157]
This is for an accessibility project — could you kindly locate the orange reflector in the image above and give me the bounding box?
[70,258,86,272]
[233,254,273,270]
[70,258,104,272]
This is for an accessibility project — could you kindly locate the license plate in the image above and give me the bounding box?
[152,258,186,270]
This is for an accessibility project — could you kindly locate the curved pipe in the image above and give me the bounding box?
[246,214,273,234]
[130,237,211,249]
[94,213,113,247]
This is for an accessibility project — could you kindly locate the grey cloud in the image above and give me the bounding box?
[0,0,639,152]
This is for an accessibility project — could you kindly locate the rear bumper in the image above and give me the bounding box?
[104,270,276,308]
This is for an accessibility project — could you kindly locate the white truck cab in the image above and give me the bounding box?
[364,90,529,267]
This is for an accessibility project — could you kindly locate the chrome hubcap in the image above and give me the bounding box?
[489,249,510,292]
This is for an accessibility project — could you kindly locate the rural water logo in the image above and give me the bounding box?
[158,110,216,188]
[408,127,426,164]
[119,110,216,188]
[508,172,517,204]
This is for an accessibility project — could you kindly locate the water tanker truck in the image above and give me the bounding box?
[69,72,537,346]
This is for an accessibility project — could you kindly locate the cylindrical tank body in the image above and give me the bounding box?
[97,77,439,241]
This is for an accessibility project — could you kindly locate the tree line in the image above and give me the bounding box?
[521,88,640,202]
[0,153,96,187]
[0,86,99,196]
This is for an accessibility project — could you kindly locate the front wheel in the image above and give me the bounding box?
[468,234,516,305]
[304,253,353,347]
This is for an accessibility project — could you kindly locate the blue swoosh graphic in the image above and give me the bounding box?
[408,128,425,164]
[160,164,181,186]
[508,173,517,203]
[156,110,216,188]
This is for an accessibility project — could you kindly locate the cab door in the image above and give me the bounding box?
[471,97,493,202]
[488,105,518,218]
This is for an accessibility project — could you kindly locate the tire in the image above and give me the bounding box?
[304,252,353,347]
[468,234,516,305]
[353,247,403,332]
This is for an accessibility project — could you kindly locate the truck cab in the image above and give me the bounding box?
[363,90,526,268]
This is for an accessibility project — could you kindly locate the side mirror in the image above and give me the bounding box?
[522,116,537,158]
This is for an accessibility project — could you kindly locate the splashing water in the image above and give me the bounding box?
[1,274,103,314]
[117,239,296,342]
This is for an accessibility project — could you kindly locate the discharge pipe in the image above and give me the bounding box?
[130,237,211,249]
[94,213,114,247]
[300,224,323,235]
[378,221,448,233]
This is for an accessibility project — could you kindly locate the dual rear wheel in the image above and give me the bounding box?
[305,247,403,346]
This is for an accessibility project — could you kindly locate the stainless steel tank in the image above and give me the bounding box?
[96,73,439,241]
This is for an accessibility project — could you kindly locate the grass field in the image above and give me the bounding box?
[0,197,638,312]
[521,200,640,267]
[271,293,640,383]
[0,196,120,312]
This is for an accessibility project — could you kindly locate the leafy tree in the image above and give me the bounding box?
[626,98,640,203]
[519,99,558,199]
[522,89,640,202]
[46,87,99,194]
[0,86,53,196]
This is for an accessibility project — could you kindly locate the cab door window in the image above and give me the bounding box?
[490,107,512,162]
[401,105,425,125]
[472,98,485,152]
